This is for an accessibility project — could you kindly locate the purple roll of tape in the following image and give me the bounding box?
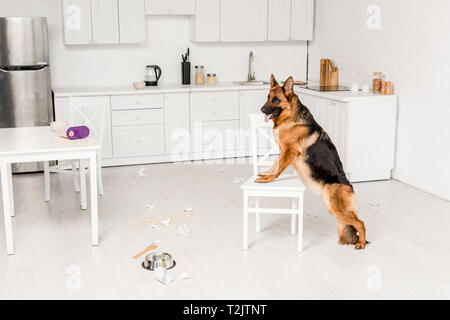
[66,126,90,140]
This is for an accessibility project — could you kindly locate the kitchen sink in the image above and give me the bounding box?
[234,80,269,86]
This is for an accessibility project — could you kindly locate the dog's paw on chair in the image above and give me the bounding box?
[255,176,276,183]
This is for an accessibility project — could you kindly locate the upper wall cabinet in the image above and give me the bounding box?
[118,0,146,43]
[62,0,93,45]
[91,0,119,44]
[62,0,146,45]
[145,0,195,15]
[291,0,314,40]
[221,0,268,42]
[267,0,291,41]
[190,0,220,42]
[268,0,315,41]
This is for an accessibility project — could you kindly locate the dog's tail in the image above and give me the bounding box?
[343,225,371,245]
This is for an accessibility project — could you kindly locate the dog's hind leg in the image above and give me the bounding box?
[323,184,367,250]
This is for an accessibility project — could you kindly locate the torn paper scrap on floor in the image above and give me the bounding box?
[180,272,191,280]
[174,224,191,236]
[161,218,171,226]
[136,167,146,178]
[184,206,194,213]
[216,168,225,173]
[305,211,320,218]
[231,177,245,184]
[154,267,174,285]
[145,204,156,211]
[369,201,381,207]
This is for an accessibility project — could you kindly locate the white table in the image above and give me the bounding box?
[0,126,100,255]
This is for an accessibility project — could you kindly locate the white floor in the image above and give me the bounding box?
[1,161,450,300]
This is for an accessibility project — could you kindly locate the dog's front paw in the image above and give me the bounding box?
[354,241,366,250]
[257,172,268,177]
[255,176,276,183]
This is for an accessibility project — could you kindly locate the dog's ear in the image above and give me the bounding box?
[270,74,279,87]
[283,77,294,99]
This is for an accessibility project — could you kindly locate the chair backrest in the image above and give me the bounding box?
[68,97,106,145]
[249,114,280,177]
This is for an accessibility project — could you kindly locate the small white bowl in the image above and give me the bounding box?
[133,82,146,90]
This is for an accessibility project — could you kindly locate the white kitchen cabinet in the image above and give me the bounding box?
[298,90,397,182]
[238,90,272,156]
[190,91,240,160]
[191,120,240,160]
[268,0,292,41]
[190,0,220,42]
[164,93,190,161]
[91,0,119,44]
[54,96,113,159]
[220,0,268,42]
[118,0,146,43]
[62,0,93,45]
[291,0,314,40]
[112,125,165,157]
[145,0,195,15]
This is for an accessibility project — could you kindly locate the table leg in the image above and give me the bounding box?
[1,163,14,255]
[7,164,14,217]
[89,154,99,246]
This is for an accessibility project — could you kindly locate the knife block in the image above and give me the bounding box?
[329,69,339,87]
[320,59,329,87]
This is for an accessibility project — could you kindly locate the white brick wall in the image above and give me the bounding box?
[308,0,450,200]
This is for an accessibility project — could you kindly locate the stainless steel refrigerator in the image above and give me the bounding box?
[0,17,54,173]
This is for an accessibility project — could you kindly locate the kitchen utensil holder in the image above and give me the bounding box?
[181,62,191,85]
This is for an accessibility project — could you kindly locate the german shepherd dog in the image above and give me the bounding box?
[257,75,367,249]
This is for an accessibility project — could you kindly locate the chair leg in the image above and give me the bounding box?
[243,191,249,250]
[79,160,87,210]
[291,198,297,235]
[298,195,304,253]
[43,161,50,202]
[255,197,261,234]
[72,161,80,192]
[97,155,104,195]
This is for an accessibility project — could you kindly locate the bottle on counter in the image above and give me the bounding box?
[195,65,205,85]
[372,72,383,93]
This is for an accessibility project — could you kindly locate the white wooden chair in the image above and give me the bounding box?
[44,97,105,209]
[241,114,306,252]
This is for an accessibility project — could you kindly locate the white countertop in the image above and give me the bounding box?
[53,82,271,98]
[296,87,397,102]
[53,82,396,102]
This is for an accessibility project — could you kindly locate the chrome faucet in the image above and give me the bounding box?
[247,51,256,82]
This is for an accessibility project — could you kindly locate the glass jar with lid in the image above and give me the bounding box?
[195,65,205,85]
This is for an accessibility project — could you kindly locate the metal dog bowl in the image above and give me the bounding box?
[141,252,176,271]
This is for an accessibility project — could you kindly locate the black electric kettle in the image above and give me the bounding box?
[144,65,162,86]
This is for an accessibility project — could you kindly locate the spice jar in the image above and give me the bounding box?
[373,72,383,93]
[385,81,392,95]
[195,65,205,85]
[381,81,387,95]
[207,73,216,84]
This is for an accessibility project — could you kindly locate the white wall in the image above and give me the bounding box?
[0,0,308,87]
[308,0,450,200]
